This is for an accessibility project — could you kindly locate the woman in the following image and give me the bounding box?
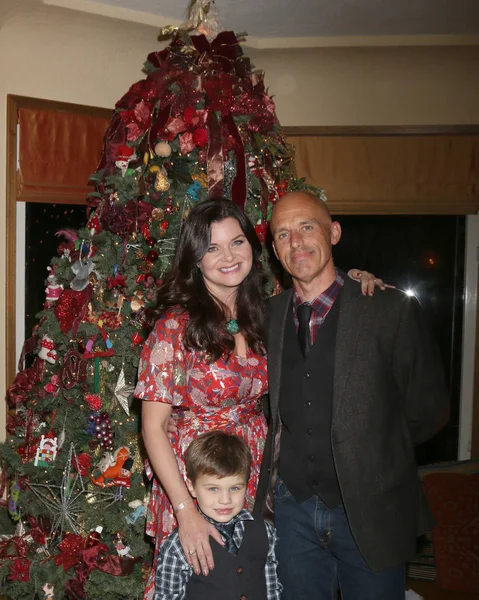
[135,198,380,593]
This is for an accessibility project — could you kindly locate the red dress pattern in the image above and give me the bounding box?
[134,307,268,564]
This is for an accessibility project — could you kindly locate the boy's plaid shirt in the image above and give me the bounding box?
[154,509,282,600]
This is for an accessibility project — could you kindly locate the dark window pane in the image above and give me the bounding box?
[25,203,88,340]
[334,215,465,464]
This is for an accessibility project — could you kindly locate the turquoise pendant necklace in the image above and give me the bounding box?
[226,318,240,335]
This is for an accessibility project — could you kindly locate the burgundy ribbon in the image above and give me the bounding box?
[224,113,246,208]
[65,544,140,599]
[17,334,39,372]
[250,134,271,219]
[72,285,93,337]
[207,109,224,198]
[6,360,43,407]
[0,535,29,560]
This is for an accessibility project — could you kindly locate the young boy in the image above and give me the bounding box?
[154,431,282,600]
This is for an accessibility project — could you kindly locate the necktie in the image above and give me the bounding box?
[297,303,313,357]
[217,522,238,554]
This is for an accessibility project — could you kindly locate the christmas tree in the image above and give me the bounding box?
[0,3,323,598]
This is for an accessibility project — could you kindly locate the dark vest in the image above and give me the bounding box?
[279,296,341,506]
[185,518,269,600]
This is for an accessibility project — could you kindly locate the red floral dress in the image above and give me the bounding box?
[134,306,268,588]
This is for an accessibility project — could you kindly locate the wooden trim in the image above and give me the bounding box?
[15,195,88,205]
[5,95,112,394]
[283,125,479,137]
[9,95,112,120]
[327,199,479,216]
[6,96,18,392]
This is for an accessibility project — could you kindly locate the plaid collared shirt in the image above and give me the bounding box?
[154,508,282,600]
[293,269,344,345]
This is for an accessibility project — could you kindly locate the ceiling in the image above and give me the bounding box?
[38,0,479,47]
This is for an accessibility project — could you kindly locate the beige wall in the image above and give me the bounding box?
[249,45,479,126]
[1,3,478,439]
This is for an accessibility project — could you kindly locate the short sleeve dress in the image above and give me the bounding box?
[134,306,268,555]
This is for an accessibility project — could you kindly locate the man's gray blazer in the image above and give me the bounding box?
[255,277,450,572]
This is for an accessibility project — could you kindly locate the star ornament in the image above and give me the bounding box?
[28,444,118,539]
[109,367,135,415]
[28,443,86,538]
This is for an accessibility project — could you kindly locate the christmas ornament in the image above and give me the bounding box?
[34,434,58,467]
[45,267,63,302]
[88,212,102,237]
[29,444,87,537]
[154,168,170,192]
[145,236,156,247]
[115,144,135,176]
[83,321,114,359]
[42,583,55,599]
[131,332,144,345]
[54,533,85,571]
[113,533,133,557]
[88,411,114,451]
[70,257,94,292]
[38,335,57,364]
[186,180,202,201]
[85,393,103,411]
[9,557,31,582]
[44,375,60,396]
[72,452,91,477]
[8,481,21,521]
[154,141,172,157]
[91,446,130,488]
[125,495,149,525]
[146,250,159,263]
[57,412,68,450]
[109,366,135,415]
[61,248,71,261]
[85,525,103,548]
[152,207,165,220]
[114,457,134,499]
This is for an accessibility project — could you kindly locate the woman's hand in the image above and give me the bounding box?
[348,269,395,296]
[166,413,179,440]
[176,503,225,576]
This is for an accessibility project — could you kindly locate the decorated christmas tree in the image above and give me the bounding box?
[0,2,323,598]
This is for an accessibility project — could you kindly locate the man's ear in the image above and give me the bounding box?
[186,478,196,498]
[330,221,342,246]
[272,241,279,260]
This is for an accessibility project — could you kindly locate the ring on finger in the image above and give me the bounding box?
[189,549,196,555]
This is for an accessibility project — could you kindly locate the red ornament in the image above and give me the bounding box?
[85,393,103,411]
[54,287,91,335]
[193,127,208,147]
[146,250,159,263]
[131,332,144,345]
[136,274,146,284]
[165,205,173,214]
[106,273,127,290]
[73,452,92,477]
[145,237,156,247]
[161,221,169,231]
[54,533,85,571]
[8,557,30,582]
[255,222,268,243]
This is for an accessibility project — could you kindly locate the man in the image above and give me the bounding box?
[255,191,450,600]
